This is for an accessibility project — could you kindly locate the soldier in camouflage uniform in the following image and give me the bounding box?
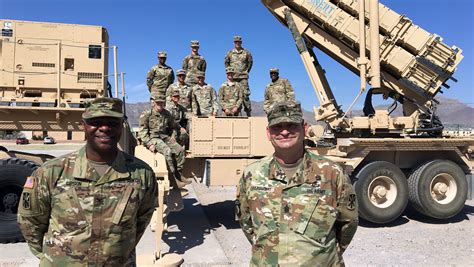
[138,92,186,181]
[146,51,175,96]
[224,36,253,117]
[182,40,206,87]
[219,67,243,116]
[237,101,358,266]
[18,97,157,266]
[192,72,219,116]
[167,89,190,148]
[166,69,194,112]
[263,68,296,113]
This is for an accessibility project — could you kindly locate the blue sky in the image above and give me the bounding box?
[1,0,473,111]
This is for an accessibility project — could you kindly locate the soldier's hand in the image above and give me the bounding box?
[231,107,238,114]
[180,127,187,134]
[224,109,231,115]
[212,112,217,116]
[149,144,156,153]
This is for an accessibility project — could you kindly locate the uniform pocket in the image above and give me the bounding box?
[51,188,87,232]
[112,185,134,225]
[296,198,336,244]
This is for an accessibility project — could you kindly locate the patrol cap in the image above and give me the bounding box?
[225,67,235,74]
[171,89,180,97]
[176,69,186,76]
[269,68,279,74]
[196,71,205,78]
[233,35,242,42]
[267,101,303,127]
[190,40,200,47]
[82,97,124,119]
[158,51,167,58]
[150,92,166,102]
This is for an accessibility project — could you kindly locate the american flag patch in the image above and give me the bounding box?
[24,176,35,189]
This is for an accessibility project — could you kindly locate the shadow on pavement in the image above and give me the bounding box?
[200,200,241,230]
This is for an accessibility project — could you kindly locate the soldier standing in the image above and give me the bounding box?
[224,36,253,116]
[218,67,243,116]
[237,102,358,266]
[18,98,157,266]
[263,68,296,113]
[139,92,186,182]
[147,51,174,96]
[167,89,190,148]
[182,40,206,87]
[192,72,219,116]
[166,69,193,112]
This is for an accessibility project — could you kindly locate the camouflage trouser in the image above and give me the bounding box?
[185,74,198,87]
[152,137,185,172]
[235,78,251,116]
[177,131,189,150]
[150,86,167,97]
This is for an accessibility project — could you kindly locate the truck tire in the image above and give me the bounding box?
[354,161,409,224]
[0,158,38,243]
[408,160,467,219]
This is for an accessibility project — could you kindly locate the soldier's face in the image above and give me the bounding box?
[227,72,234,81]
[171,95,180,104]
[177,74,185,83]
[266,121,307,151]
[191,46,199,53]
[234,41,242,48]
[198,77,205,85]
[270,72,279,82]
[82,117,123,154]
[158,57,166,64]
[152,100,165,112]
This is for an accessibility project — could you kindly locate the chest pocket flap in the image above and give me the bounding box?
[112,186,134,225]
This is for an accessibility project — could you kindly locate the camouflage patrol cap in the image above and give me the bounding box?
[190,40,200,47]
[171,89,180,97]
[267,101,303,127]
[225,67,235,74]
[269,68,279,74]
[82,97,124,119]
[158,51,167,58]
[233,35,242,42]
[150,92,166,102]
[176,69,186,76]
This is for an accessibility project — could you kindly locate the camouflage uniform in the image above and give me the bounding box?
[218,79,243,117]
[18,98,157,266]
[138,105,185,173]
[192,81,219,116]
[166,91,190,148]
[224,36,253,116]
[237,102,358,266]
[146,52,174,96]
[264,69,296,113]
[183,40,206,87]
[166,82,194,112]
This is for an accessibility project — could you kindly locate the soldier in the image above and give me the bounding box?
[263,68,296,113]
[167,89,190,148]
[182,40,206,87]
[237,101,358,266]
[192,72,219,116]
[138,92,186,183]
[147,51,174,96]
[166,69,193,112]
[224,35,253,117]
[218,67,243,116]
[18,97,157,266]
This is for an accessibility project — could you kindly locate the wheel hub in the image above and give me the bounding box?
[430,173,457,204]
[3,193,19,213]
[368,175,397,208]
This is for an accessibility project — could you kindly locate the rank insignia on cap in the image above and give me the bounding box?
[24,176,35,189]
[347,193,357,210]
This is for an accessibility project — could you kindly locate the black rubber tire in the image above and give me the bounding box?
[408,160,467,219]
[354,161,409,224]
[0,158,38,243]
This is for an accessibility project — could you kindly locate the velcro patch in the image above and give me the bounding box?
[347,193,357,210]
[24,176,35,189]
[22,192,31,210]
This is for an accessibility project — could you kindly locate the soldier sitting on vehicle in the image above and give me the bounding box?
[138,92,188,186]
[218,67,243,116]
[167,89,190,149]
[263,68,296,113]
[192,71,219,116]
